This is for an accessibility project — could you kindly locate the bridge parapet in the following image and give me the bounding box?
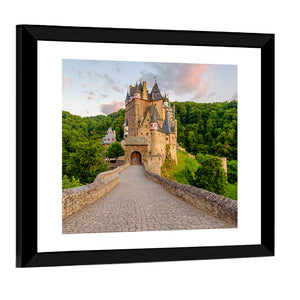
[62,163,130,219]
[143,165,237,226]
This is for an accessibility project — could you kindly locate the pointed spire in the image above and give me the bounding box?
[150,81,163,100]
[151,109,157,123]
[162,113,174,134]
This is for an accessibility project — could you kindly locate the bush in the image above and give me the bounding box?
[65,140,108,184]
[194,154,226,195]
[105,141,125,158]
[62,175,82,189]
[227,160,237,184]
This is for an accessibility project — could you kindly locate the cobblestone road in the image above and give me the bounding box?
[63,165,234,234]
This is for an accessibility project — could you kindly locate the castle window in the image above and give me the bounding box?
[146,132,148,136]
[141,132,143,135]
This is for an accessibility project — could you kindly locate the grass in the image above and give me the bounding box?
[162,150,238,200]
[163,151,198,185]
[224,183,237,200]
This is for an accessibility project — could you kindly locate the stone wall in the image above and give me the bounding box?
[143,165,237,226]
[124,145,148,165]
[62,163,129,219]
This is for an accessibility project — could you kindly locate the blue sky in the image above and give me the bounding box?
[62,59,237,117]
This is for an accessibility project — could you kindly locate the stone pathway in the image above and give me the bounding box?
[63,165,234,234]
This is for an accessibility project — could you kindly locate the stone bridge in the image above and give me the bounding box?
[63,165,237,234]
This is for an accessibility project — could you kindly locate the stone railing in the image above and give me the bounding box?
[143,165,237,226]
[62,163,129,219]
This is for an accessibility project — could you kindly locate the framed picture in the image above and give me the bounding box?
[16,25,274,267]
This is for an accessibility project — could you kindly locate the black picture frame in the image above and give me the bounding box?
[16,25,274,268]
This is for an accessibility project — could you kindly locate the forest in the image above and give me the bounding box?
[62,109,125,188]
[62,100,237,198]
[174,100,237,161]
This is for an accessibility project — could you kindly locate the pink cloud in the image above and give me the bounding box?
[194,78,212,98]
[101,100,124,115]
[141,63,210,96]
[181,64,208,91]
[62,76,72,88]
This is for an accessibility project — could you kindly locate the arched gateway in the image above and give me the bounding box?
[130,151,141,165]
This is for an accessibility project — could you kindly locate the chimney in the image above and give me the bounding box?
[113,130,116,139]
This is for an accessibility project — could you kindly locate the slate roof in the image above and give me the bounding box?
[149,82,163,100]
[162,113,175,134]
[148,103,162,122]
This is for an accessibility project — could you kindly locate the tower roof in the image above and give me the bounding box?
[148,103,162,122]
[162,113,174,134]
[150,82,163,100]
[131,83,141,94]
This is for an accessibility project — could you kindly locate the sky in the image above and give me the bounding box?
[62,59,237,117]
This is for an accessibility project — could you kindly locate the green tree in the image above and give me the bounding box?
[194,154,226,195]
[65,141,108,184]
[62,175,82,189]
[227,160,237,184]
[105,141,125,159]
[173,100,237,160]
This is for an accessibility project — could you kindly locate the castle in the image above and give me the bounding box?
[123,80,177,175]
[101,127,116,147]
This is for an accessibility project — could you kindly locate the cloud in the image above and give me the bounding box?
[76,70,82,78]
[103,73,115,85]
[192,78,212,99]
[62,76,72,88]
[82,82,91,87]
[206,91,216,99]
[112,85,123,93]
[91,68,102,78]
[141,62,210,98]
[101,100,124,115]
[82,90,94,95]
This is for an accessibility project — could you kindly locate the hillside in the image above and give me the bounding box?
[162,150,237,200]
[62,100,238,195]
[174,100,237,160]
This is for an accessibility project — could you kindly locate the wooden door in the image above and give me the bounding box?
[131,151,141,165]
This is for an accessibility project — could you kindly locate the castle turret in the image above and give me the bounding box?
[150,82,163,100]
[133,91,141,99]
[142,81,148,100]
[150,114,158,131]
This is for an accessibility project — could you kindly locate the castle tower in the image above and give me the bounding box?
[150,106,159,154]
[123,79,177,175]
[142,81,148,100]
